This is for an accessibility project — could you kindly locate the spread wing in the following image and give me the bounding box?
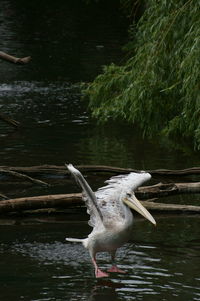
[66,164,151,229]
[95,172,151,225]
[66,164,104,229]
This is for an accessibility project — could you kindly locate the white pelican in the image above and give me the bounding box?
[66,164,156,278]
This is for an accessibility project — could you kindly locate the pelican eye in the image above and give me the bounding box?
[126,193,132,197]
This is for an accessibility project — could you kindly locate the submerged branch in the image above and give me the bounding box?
[0,169,50,187]
[0,113,20,128]
[0,193,8,200]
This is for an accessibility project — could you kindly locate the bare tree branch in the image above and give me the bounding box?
[0,51,31,64]
[0,169,50,187]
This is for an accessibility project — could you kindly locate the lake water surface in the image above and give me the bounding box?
[0,1,200,300]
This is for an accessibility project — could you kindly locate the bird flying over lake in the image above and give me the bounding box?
[66,164,156,278]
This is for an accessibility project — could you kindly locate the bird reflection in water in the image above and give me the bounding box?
[89,279,123,301]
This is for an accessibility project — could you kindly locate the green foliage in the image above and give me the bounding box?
[84,0,200,149]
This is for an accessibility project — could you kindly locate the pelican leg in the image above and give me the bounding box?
[92,257,109,278]
[107,251,126,274]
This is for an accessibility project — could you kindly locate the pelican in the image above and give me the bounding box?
[66,164,156,278]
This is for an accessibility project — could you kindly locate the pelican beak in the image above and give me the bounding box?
[123,195,156,226]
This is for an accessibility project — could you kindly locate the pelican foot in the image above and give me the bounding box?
[107,266,126,274]
[95,269,109,278]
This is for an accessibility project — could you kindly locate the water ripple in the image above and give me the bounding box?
[0,223,199,301]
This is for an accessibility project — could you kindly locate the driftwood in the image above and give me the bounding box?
[142,201,200,213]
[0,193,82,214]
[0,113,20,128]
[0,165,200,215]
[0,165,200,178]
[137,182,200,198]
[0,192,200,215]
[0,181,200,214]
[0,51,31,64]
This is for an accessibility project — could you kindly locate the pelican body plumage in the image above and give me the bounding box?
[66,164,156,278]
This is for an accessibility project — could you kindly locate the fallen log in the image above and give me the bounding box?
[0,165,200,178]
[0,193,82,214]
[0,191,200,215]
[142,201,200,213]
[137,182,200,198]
[0,51,31,64]
[0,177,199,202]
[0,179,200,201]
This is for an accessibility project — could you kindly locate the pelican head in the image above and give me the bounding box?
[123,193,156,225]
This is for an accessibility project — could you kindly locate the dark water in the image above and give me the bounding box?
[0,1,200,300]
[1,216,200,301]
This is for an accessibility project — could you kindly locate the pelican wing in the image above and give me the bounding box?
[95,172,151,224]
[67,164,151,229]
[66,164,104,228]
